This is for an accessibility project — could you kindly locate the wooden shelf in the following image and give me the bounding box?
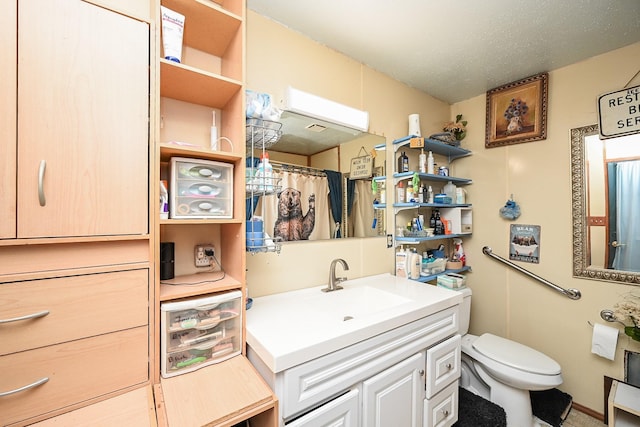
[161,0,241,57]
[30,386,157,427]
[160,59,242,108]
[158,355,277,427]
[609,380,640,426]
[159,142,243,163]
[159,271,242,301]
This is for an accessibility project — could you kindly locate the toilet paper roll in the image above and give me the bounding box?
[591,323,618,361]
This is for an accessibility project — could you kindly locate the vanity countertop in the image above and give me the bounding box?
[246,273,463,372]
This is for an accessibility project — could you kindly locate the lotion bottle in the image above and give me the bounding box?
[427,151,434,174]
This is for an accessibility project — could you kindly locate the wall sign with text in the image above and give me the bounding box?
[598,84,640,139]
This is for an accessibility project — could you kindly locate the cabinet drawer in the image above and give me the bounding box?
[425,335,461,399]
[0,326,148,426]
[424,381,459,427]
[0,269,148,356]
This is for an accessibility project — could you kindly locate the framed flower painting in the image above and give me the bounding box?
[485,73,548,148]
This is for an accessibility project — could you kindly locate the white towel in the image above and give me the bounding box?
[591,323,618,361]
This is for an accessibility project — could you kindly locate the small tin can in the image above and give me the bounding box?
[438,166,449,176]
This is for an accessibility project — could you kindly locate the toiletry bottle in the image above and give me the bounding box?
[434,210,444,235]
[159,180,169,219]
[429,210,436,229]
[427,185,434,204]
[410,249,422,280]
[398,151,409,173]
[406,181,414,202]
[443,181,456,203]
[395,246,408,278]
[427,151,435,174]
[419,149,427,173]
[397,181,405,203]
[255,153,273,192]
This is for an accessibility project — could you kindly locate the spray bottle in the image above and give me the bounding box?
[453,238,466,266]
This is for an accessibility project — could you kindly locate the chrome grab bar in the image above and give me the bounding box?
[482,246,581,300]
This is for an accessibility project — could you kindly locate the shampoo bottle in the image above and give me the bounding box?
[419,149,427,173]
[427,151,435,174]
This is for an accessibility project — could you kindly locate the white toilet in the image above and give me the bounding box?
[458,287,563,427]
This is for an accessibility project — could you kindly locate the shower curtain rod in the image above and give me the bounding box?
[270,160,327,177]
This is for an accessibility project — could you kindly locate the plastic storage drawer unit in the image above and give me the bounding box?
[170,157,234,219]
[160,291,242,378]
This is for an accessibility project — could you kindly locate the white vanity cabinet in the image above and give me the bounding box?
[248,303,462,427]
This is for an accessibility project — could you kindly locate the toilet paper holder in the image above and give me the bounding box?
[587,309,625,333]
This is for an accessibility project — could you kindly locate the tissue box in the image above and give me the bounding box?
[436,273,466,289]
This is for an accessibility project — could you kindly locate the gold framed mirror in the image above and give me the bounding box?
[571,124,640,284]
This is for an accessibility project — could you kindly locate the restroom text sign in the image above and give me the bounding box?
[598,84,640,139]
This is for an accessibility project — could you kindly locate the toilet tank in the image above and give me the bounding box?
[458,287,472,335]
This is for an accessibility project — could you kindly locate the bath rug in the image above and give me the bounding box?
[453,387,507,427]
[530,388,573,427]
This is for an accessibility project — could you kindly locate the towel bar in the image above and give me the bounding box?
[482,246,581,300]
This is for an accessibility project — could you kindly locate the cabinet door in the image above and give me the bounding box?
[287,388,360,427]
[362,352,425,427]
[17,0,149,238]
[0,2,16,239]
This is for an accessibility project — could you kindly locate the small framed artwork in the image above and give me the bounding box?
[485,73,548,148]
[509,224,541,264]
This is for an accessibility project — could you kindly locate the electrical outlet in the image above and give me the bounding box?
[194,244,215,268]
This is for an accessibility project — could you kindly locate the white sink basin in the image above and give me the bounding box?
[303,285,411,322]
[246,273,463,372]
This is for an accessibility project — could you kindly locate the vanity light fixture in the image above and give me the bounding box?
[285,86,369,132]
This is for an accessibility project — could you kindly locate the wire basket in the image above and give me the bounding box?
[246,118,282,150]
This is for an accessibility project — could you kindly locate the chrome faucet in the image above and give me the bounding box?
[322,258,349,292]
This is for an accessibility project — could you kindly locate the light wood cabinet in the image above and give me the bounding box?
[154,0,278,426]
[0,0,152,425]
[15,0,149,239]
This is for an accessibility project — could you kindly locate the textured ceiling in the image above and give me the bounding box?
[247,0,640,104]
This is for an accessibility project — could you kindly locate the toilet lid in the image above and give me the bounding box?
[472,333,561,375]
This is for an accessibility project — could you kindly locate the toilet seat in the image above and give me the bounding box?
[461,334,563,391]
[473,333,561,375]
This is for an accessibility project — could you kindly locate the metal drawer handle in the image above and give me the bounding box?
[0,310,50,324]
[442,409,449,416]
[0,377,49,397]
[419,369,425,377]
[445,363,453,370]
[38,160,46,206]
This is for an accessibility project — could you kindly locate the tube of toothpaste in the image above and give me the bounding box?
[161,6,185,63]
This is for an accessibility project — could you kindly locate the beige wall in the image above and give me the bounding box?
[453,42,640,413]
[245,11,450,296]
[247,10,640,414]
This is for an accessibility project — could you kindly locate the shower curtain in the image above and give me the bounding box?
[258,171,331,241]
[349,180,377,238]
[612,160,640,272]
